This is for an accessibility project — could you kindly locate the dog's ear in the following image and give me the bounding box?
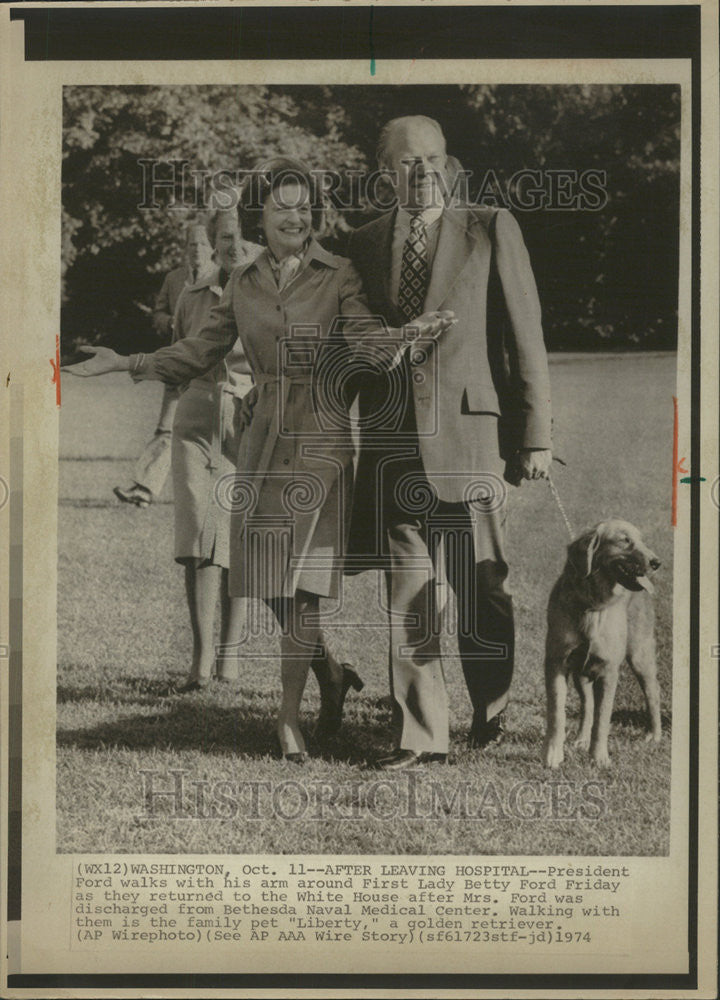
[567,527,602,578]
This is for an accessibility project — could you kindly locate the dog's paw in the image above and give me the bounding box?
[644,730,662,744]
[590,748,612,768]
[573,733,591,751]
[544,742,565,768]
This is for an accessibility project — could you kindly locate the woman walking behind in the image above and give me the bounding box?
[170,209,259,690]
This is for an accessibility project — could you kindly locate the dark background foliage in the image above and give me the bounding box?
[62,84,680,354]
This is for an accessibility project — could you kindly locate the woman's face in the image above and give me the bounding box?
[213,213,243,273]
[262,179,312,259]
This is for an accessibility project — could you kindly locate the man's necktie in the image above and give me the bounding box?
[398,214,428,323]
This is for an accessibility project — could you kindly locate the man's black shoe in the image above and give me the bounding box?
[375,749,448,771]
[468,712,506,749]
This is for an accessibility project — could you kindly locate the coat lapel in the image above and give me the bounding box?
[378,209,396,312]
[358,210,397,320]
[423,206,478,313]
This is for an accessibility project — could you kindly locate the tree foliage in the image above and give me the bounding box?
[62,83,679,353]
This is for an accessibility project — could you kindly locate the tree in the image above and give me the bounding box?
[62,85,366,351]
[62,83,680,353]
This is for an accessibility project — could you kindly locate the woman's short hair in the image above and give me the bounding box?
[239,157,324,245]
[205,208,239,248]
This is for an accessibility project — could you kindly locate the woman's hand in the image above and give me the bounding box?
[388,310,457,370]
[62,345,129,377]
[403,310,457,343]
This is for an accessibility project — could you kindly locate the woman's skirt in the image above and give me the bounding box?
[229,442,352,600]
[171,378,251,568]
[227,468,351,601]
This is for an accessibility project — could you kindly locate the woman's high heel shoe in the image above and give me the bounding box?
[276,726,307,764]
[314,664,364,740]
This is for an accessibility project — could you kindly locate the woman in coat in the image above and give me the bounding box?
[169,209,259,691]
[66,158,454,761]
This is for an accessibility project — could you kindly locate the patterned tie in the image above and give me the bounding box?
[398,214,428,323]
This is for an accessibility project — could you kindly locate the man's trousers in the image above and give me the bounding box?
[385,488,514,754]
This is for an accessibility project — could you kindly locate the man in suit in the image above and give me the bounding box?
[346,115,552,769]
[114,222,213,507]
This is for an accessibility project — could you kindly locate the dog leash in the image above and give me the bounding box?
[547,473,575,541]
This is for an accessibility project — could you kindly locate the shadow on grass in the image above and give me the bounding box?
[56,692,395,766]
[57,675,182,705]
[611,707,673,732]
[59,498,174,508]
[60,455,135,462]
[59,498,133,509]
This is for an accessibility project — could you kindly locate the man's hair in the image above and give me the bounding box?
[376,115,446,167]
[239,157,324,245]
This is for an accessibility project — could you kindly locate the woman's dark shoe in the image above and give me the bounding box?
[283,752,308,765]
[173,678,211,695]
[314,664,364,740]
[113,484,152,509]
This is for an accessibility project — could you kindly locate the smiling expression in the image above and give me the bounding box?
[581,518,661,593]
[383,119,449,212]
[262,179,313,260]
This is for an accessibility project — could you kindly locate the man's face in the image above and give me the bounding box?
[185,226,212,273]
[213,214,243,273]
[384,121,448,212]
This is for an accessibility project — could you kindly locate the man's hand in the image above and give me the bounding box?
[515,448,553,481]
[62,345,129,377]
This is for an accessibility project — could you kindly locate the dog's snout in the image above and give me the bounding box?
[649,557,661,571]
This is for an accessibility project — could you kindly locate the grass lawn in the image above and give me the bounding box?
[57,355,675,855]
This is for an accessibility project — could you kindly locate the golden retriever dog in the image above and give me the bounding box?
[543,518,662,768]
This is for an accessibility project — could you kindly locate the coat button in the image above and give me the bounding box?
[283,458,290,465]
[276,304,281,312]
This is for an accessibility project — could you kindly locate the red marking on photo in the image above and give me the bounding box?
[671,396,687,528]
[50,334,61,407]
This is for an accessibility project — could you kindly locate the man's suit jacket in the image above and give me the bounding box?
[347,204,552,504]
